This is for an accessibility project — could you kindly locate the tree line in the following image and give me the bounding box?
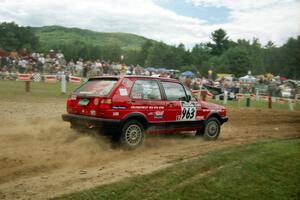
[0,22,299,78]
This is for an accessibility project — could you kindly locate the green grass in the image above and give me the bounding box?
[0,81,78,102]
[211,98,300,111]
[53,139,300,200]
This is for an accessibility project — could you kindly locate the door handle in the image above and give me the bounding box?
[167,103,174,107]
[127,100,135,104]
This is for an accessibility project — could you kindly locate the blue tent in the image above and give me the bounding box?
[181,71,194,77]
[158,68,168,72]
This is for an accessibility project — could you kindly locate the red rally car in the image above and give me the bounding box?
[62,76,228,149]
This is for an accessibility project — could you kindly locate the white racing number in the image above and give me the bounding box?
[180,101,197,121]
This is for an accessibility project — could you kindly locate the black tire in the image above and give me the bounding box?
[120,120,145,150]
[203,117,221,140]
[195,126,205,136]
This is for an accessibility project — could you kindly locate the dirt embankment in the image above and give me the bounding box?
[0,101,299,200]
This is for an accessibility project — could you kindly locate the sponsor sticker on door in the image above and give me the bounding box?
[180,101,197,121]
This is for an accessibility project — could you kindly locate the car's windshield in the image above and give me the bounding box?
[74,79,117,96]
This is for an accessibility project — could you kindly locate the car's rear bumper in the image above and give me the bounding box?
[62,113,120,128]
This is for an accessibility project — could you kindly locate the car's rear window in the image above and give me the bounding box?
[74,79,117,96]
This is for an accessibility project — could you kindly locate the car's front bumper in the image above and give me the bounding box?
[220,117,229,124]
[62,113,120,128]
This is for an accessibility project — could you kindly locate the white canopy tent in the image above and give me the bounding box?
[239,75,257,83]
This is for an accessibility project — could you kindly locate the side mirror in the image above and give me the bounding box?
[186,95,191,102]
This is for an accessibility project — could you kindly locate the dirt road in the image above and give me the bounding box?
[0,100,299,199]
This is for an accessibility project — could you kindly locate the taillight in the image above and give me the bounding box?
[66,98,75,113]
[66,94,77,107]
[99,98,112,109]
[66,99,73,107]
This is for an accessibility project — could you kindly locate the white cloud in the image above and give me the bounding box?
[187,0,300,45]
[187,0,295,10]
[0,0,210,46]
[0,0,299,47]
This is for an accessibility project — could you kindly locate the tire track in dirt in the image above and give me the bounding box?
[0,101,299,200]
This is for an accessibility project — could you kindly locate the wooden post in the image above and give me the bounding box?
[25,81,30,92]
[246,97,250,107]
[61,74,66,94]
[288,99,294,111]
[223,91,228,105]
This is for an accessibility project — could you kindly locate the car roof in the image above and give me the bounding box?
[88,75,179,83]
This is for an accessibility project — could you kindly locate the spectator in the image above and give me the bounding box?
[18,59,27,73]
[119,63,127,75]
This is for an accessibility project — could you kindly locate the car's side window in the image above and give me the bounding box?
[130,80,162,100]
[162,82,187,101]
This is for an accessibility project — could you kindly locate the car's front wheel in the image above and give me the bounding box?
[120,120,145,150]
[203,117,221,140]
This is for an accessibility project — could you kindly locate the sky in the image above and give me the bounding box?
[0,0,299,48]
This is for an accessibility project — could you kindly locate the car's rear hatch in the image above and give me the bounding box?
[66,77,119,117]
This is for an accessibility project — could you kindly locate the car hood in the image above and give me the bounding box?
[199,101,226,110]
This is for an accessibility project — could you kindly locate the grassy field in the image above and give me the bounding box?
[53,139,300,200]
[0,80,299,111]
[211,98,300,111]
[0,81,78,102]
[1,80,299,199]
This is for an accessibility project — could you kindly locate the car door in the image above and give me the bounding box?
[184,86,205,121]
[160,81,187,122]
[129,79,165,122]
[161,81,200,131]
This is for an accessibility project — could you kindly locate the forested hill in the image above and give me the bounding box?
[32,26,151,51]
[1,22,299,78]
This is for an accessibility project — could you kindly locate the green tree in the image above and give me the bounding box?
[102,43,122,62]
[264,41,276,49]
[233,38,264,74]
[191,43,210,67]
[123,49,140,65]
[0,22,39,51]
[138,40,153,66]
[145,42,169,67]
[262,41,283,76]
[222,47,251,77]
[280,36,300,79]
[202,56,226,77]
[207,28,230,56]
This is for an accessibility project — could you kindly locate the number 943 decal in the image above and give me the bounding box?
[177,101,197,121]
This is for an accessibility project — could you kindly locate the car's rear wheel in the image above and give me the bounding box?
[203,117,221,140]
[120,120,145,150]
